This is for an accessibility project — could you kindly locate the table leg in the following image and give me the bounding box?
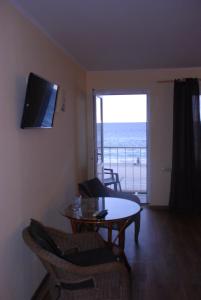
[118,223,125,250]
[134,213,140,243]
[70,220,78,233]
[107,223,113,245]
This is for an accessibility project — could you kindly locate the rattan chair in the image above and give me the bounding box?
[23,225,131,300]
[78,177,142,243]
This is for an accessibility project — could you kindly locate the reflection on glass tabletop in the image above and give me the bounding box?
[64,197,140,222]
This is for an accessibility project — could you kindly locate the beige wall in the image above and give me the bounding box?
[0,1,86,299]
[87,67,201,206]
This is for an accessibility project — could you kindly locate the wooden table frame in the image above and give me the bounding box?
[64,197,141,250]
[70,218,129,249]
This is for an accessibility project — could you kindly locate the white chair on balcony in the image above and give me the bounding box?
[103,168,122,192]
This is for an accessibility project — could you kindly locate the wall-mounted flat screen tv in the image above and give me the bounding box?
[21,73,59,128]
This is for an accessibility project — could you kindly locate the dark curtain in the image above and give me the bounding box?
[169,78,201,212]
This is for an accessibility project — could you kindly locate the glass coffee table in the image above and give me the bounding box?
[63,197,141,249]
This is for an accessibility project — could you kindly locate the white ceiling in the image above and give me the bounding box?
[11,0,201,71]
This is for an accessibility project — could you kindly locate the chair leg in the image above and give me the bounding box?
[114,182,117,191]
[122,252,131,272]
[134,214,140,243]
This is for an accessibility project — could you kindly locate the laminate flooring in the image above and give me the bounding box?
[127,207,201,300]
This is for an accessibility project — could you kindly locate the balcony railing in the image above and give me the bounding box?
[102,146,147,193]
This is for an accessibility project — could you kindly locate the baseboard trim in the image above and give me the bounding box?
[31,273,50,300]
[149,205,169,210]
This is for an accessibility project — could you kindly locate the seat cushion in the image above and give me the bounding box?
[64,247,117,266]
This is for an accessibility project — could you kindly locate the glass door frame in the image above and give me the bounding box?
[93,91,104,181]
[90,88,151,203]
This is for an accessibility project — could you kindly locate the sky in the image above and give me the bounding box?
[98,94,147,123]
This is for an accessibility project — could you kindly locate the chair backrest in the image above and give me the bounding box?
[22,226,61,281]
[23,226,61,261]
[23,227,92,292]
[78,177,109,197]
[28,219,63,257]
[23,226,81,278]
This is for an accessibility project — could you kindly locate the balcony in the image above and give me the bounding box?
[103,147,147,196]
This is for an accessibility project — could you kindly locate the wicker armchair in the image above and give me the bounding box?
[78,177,142,243]
[23,225,131,300]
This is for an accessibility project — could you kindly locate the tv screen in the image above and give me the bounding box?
[21,73,59,128]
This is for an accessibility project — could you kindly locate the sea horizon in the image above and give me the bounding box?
[103,122,146,147]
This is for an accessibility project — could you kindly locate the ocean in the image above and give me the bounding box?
[103,122,146,147]
[98,122,147,164]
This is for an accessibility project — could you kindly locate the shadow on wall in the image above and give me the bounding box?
[15,75,27,128]
[1,220,44,299]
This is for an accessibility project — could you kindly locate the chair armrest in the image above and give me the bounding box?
[104,168,114,174]
[47,252,128,277]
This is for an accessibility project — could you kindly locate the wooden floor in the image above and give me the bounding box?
[38,208,201,300]
[126,207,201,300]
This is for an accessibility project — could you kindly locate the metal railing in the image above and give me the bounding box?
[102,146,147,193]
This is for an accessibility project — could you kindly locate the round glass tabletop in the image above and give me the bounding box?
[64,197,141,223]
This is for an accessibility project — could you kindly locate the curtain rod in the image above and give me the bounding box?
[157,78,201,83]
